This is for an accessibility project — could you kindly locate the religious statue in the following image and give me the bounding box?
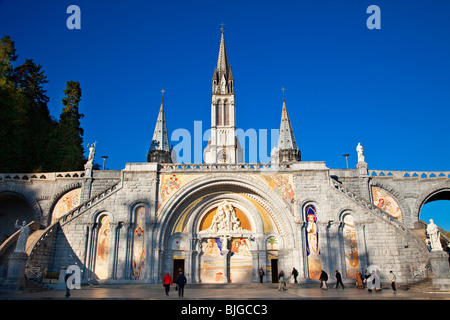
[356,142,365,163]
[14,220,30,253]
[87,142,96,164]
[426,219,443,251]
[306,213,319,254]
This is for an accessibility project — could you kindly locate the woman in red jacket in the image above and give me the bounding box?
[162,272,173,296]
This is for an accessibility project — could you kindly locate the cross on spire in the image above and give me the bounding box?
[220,22,225,33]
[161,89,165,97]
[281,86,286,97]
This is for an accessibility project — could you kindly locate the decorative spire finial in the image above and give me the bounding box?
[220,22,225,33]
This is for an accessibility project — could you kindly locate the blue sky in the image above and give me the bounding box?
[1,0,449,229]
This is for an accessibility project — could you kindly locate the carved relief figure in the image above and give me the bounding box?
[201,201,250,234]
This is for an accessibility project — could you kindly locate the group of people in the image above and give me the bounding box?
[272,266,397,294]
[162,269,187,298]
[318,270,345,290]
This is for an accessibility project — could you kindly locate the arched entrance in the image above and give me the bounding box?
[156,174,296,284]
[0,193,36,243]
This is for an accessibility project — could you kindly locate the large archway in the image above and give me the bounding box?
[156,174,297,283]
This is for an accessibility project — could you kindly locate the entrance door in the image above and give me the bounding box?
[271,259,278,283]
[173,259,185,278]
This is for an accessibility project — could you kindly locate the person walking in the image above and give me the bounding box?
[390,270,397,293]
[278,270,287,291]
[259,267,265,283]
[162,272,173,296]
[292,267,299,284]
[319,270,328,290]
[64,270,71,298]
[176,271,187,298]
[356,271,364,289]
[335,270,345,289]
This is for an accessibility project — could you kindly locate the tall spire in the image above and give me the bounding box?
[212,24,234,95]
[147,90,172,163]
[273,89,301,163]
[216,29,230,74]
[205,26,242,163]
[278,96,298,150]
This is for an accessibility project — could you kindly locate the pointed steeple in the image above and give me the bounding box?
[147,90,172,163]
[278,96,298,150]
[205,25,242,163]
[212,26,234,94]
[273,90,301,163]
[216,31,230,74]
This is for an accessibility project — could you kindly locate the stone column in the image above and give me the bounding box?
[429,251,450,290]
[251,250,259,283]
[222,250,230,283]
[327,221,341,278]
[81,163,93,203]
[4,252,28,291]
[355,222,369,269]
[318,221,330,273]
[184,249,193,283]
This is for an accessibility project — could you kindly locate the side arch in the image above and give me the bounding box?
[47,182,82,225]
[370,181,410,225]
[0,188,43,223]
[413,184,450,223]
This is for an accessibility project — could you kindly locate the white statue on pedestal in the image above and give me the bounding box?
[14,220,30,253]
[86,142,96,165]
[357,142,365,163]
[427,219,443,251]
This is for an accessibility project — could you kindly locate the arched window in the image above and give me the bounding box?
[224,102,229,126]
[342,214,359,279]
[305,205,321,279]
[95,214,111,280]
[217,103,223,126]
[131,206,146,280]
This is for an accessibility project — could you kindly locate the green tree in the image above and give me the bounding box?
[56,80,85,171]
[0,36,86,173]
[0,36,20,172]
[13,59,56,172]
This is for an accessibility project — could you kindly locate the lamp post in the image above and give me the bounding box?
[102,156,108,170]
[343,154,350,169]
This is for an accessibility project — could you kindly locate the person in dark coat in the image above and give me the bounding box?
[259,267,265,283]
[176,271,187,298]
[64,271,71,298]
[335,270,345,289]
[319,270,328,289]
[292,267,299,283]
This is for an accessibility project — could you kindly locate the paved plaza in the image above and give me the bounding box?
[1,283,448,319]
[1,283,449,300]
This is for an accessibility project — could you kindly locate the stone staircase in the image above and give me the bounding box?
[22,278,51,293]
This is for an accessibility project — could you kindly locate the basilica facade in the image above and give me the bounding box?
[1,30,449,287]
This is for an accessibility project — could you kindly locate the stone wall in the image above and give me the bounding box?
[3,163,447,284]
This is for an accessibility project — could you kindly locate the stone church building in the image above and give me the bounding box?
[0,30,449,287]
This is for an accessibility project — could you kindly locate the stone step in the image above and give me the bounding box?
[402,276,443,293]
